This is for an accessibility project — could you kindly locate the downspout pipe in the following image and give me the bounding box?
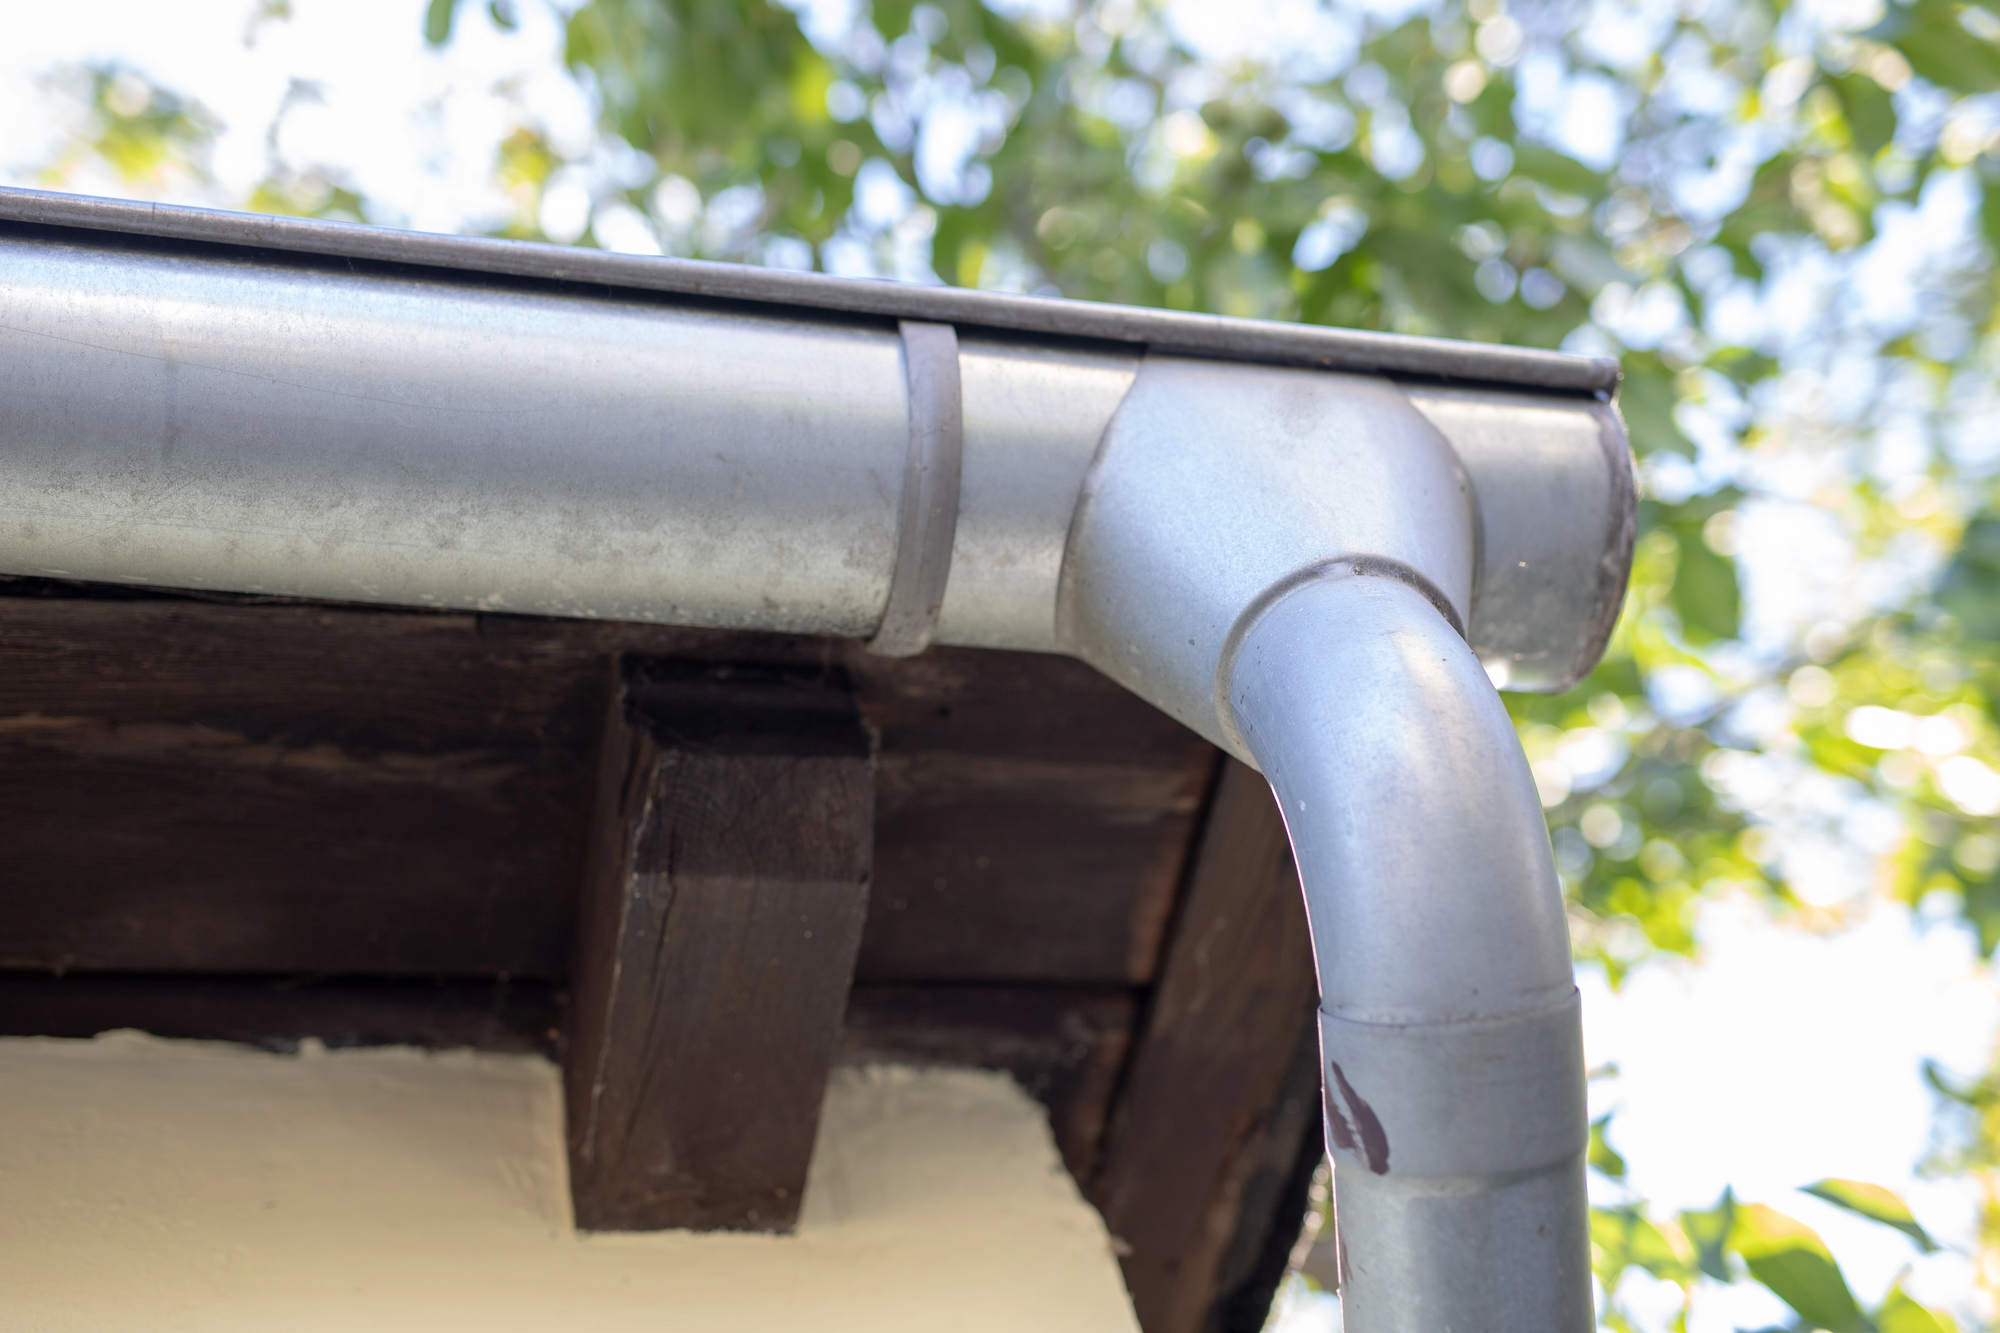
[1230,579,1590,1330]
[0,189,1632,1333]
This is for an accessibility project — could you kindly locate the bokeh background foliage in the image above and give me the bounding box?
[35,0,2000,1323]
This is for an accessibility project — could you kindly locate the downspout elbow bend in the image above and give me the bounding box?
[1226,571,1592,1332]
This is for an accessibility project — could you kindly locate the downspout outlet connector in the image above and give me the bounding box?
[1058,355,1478,756]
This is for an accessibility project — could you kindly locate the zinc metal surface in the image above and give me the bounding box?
[0,234,908,632]
[0,185,1618,395]
[1058,356,1478,753]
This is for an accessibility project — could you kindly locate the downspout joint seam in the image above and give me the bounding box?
[1210,556,1467,760]
[1318,992,1587,1182]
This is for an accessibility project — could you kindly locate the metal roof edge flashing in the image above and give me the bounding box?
[0,185,1618,395]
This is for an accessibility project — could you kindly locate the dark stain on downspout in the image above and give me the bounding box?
[1327,1059,1391,1175]
[1322,1081,1359,1156]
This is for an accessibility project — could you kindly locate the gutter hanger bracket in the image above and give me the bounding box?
[867,320,963,658]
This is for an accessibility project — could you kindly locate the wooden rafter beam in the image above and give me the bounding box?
[563,660,875,1232]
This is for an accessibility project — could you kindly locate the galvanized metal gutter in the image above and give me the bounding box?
[0,185,1633,1332]
[0,186,1618,394]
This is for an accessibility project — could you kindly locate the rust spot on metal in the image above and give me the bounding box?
[1328,1059,1390,1175]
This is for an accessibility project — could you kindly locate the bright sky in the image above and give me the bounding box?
[1592,899,1996,1325]
[0,0,587,231]
[4,4,1998,1330]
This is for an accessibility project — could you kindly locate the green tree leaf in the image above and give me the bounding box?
[1804,1179,1942,1252]
[1589,1113,1628,1179]
[423,0,459,46]
[1681,1190,1738,1282]
[1615,358,1692,458]
[1829,73,1899,159]
[1732,1204,1866,1332]
[1877,1286,1961,1333]
[1937,516,2000,643]
[1869,0,2000,93]
[1592,1206,1693,1288]
[1670,519,1740,644]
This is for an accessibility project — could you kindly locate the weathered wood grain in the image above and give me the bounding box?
[563,661,875,1232]
[0,598,600,974]
[0,595,1213,985]
[1200,1025,1326,1333]
[1088,760,1322,1333]
[860,749,1213,983]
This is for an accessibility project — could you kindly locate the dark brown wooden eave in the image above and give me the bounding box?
[0,577,1319,1333]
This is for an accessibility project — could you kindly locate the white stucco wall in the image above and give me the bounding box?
[0,1032,1141,1332]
